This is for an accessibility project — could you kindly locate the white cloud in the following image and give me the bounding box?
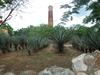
[6,0,93,30]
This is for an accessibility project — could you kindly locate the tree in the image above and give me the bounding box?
[60,0,99,25]
[1,23,13,35]
[72,30,100,53]
[0,34,12,53]
[50,25,72,53]
[28,24,53,38]
[12,35,20,51]
[70,24,90,37]
[14,27,30,36]
[83,1,100,24]
[0,27,6,35]
[26,36,51,55]
[87,31,100,50]
[0,0,29,26]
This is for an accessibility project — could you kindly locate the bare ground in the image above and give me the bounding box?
[0,44,99,74]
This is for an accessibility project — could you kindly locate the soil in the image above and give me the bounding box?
[0,44,100,75]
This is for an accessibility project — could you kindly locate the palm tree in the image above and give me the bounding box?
[26,36,51,55]
[87,31,100,51]
[39,37,51,49]
[0,35,7,53]
[19,35,28,50]
[72,35,89,52]
[50,26,72,53]
[72,30,100,53]
[4,35,12,52]
[12,36,20,51]
[0,33,13,53]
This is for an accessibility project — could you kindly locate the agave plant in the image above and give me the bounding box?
[39,37,51,49]
[50,27,72,53]
[72,35,80,50]
[26,36,41,55]
[72,35,89,52]
[4,35,13,52]
[0,34,7,53]
[26,36,51,55]
[0,34,14,53]
[72,30,100,53]
[19,35,28,50]
[87,31,100,51]
[33,36,41,51]
[12,36,20,51]
[26,37,33,55]
[28,36,50,51]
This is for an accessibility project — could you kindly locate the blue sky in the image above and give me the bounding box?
[6,0,93,30]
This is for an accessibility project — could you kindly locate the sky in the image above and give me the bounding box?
[6,0,93,30]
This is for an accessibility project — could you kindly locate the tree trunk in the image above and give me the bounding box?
[10,43,12,48]
[25,43,27,49]
[20,43,25,49]
[1,48,6,54]
[58,43,64,53]
[15,45,18,51]
[28,51,31,55]
[7,49,12,52]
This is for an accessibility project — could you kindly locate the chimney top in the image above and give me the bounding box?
[48,5,53,8]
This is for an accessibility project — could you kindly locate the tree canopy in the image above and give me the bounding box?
[1,23,13,35]
[61,0,100,25]
[0,0,29,26]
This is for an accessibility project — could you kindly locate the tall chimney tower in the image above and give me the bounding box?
[48,5,53,27]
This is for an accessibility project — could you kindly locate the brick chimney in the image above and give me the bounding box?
[48,5,53,27]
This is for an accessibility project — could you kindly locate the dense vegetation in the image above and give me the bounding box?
[60,0,100,25]
[0,0,100,55]
[0,23,100,55]
[0,24,72,55]
[59,0,100,53]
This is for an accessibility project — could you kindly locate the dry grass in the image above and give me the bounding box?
[0,44,83,74]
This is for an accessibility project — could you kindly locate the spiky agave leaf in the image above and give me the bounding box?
[50,28,72,53]
[12,36,20,45]
[39,37,51,48]
[87,31,100,50]
[26,37,33,51]
[18,35,28,49]
[0,35,6,48]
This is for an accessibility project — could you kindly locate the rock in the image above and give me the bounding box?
[71,50,100,75]
[4,72,15,75]
[91,50,100,68]
[20,70,37,75]
[0,65,5,75]
[39,69,52,75]
[0,65,5,69]
[92,50,100,57]
[72,54,87,72]
[94,70,100,75]
[0,69,4,75]
[84,54,95,71]
[84,54,95,65]
[77,72,87,75]
[38,66,75,75]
